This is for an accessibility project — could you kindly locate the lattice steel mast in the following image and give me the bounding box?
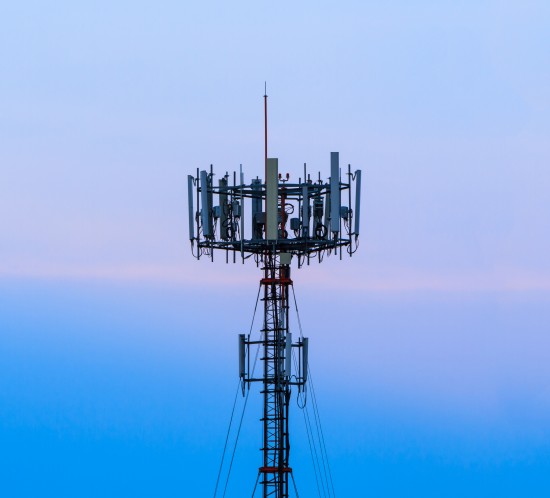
[187,92,361,497]
[258,252,293,496]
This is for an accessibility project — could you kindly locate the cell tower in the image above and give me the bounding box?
[187,91,361,497]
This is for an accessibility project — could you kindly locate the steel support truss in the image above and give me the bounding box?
[240,252,308,498]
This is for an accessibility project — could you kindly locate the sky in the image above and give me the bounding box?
[1,1,550,496]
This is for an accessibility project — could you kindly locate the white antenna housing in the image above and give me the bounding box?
[187,175,195,240]
[200,170,213,238]
[266,158,278,240]
[330,152,340,234]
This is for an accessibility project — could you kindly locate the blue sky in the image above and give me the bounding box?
[1,1,550,496]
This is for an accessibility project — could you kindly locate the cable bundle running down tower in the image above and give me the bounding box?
[187,93,361,497]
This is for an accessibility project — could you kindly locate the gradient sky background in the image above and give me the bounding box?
[1,1,550,496]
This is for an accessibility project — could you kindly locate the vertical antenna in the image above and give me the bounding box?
[264,82,268,183]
